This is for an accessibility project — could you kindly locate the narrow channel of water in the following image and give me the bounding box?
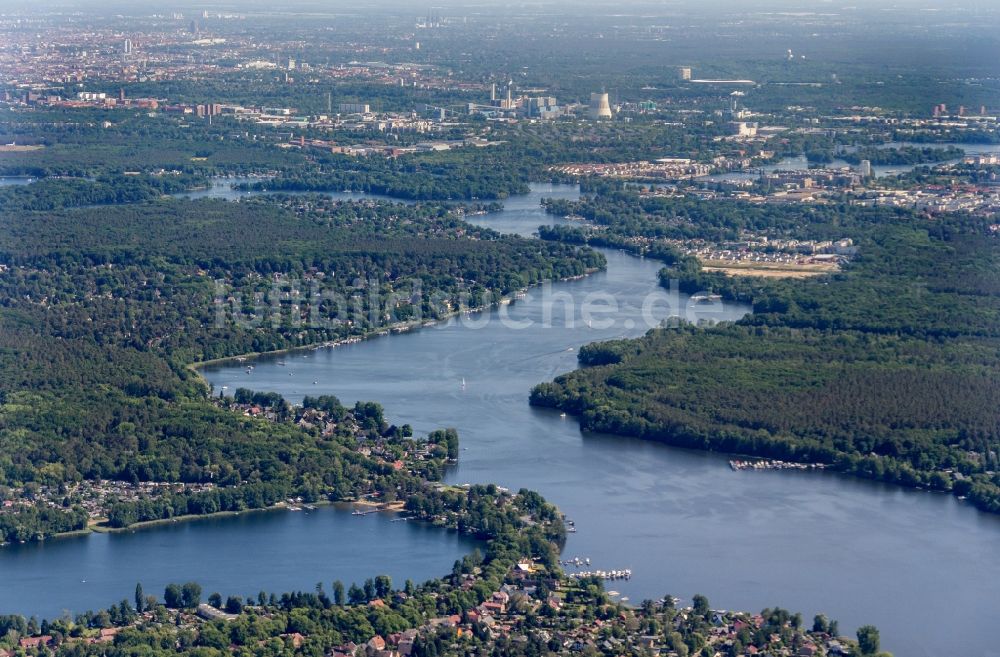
[0,176,35,186]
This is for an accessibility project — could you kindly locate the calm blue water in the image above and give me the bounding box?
[0,176,34,186]
[0,505,477,621]
[3,183,998,657]
[203,184,1000,657]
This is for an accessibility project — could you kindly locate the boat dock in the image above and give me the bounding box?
[568,569,632,581]
[729,459,827,471]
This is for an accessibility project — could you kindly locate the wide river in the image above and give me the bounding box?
[3,184,998,656]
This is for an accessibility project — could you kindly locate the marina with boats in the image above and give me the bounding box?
[190,184,1000,657]
[729,459,828,472]
[568,569,632,581]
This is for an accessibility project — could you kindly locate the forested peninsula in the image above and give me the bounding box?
[532,188,1000,513]
[0,194,603,542]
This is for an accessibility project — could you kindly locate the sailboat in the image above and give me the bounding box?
[461,377,466,390]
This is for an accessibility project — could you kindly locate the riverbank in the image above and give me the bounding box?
[90,507,283,534]
[189,266,603,373]
[38,502,327,542]
[56,497,410,541]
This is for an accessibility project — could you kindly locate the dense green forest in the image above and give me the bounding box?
[241,148,532,201]
[0,195,602,540]
[543,183,913,244]
[0,108,753,201]
[533,190,1000,513]
[239,118,744,200]
[840,145,964,166]
[0,109,309,178]
[0,174,208,211]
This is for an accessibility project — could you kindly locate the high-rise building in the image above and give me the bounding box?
[524,96,560,119]
[589,92,612,119]
[196,103,222,118]
[287,58,296,71]
[679,67,692,81]
[123,39,132,55]
[859,159,872,178]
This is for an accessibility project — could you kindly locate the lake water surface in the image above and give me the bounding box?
[0,505,478,621]
[3,183,997,657]
[204,184,1000,657]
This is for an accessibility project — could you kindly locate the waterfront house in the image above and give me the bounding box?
[98,628,119,642]
[197,603,237,621]
[19,636,52,649]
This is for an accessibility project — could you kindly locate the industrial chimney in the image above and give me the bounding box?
[589,92,612,119]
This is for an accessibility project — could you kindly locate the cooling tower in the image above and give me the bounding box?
[589,92,612,119]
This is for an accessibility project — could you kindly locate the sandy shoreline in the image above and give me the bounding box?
[41,497,411,542]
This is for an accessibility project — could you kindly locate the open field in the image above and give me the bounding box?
[701,261,839,278]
